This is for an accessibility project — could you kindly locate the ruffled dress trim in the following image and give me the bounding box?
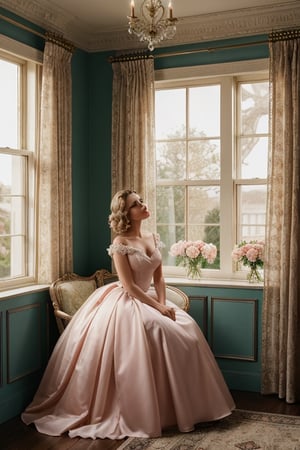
[107,233,164,257]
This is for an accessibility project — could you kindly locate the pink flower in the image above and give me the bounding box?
[232,240,265,268]
[232,247,243,261]
[169,239,217,267]
[246,247,259,262]
[170,241,186,257]
[202,243,217,264]
[194,240,205,251]
[185,245,200,259]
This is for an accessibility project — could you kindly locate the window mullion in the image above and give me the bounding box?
[220,77,234,275]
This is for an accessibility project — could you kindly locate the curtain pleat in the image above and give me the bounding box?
[262,34,300,403]
[37,40,73,283]
[111,57,156,231]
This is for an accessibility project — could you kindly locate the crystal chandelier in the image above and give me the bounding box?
[128,0,178,51]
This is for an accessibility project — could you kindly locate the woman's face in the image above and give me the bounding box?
[125,192,150,222]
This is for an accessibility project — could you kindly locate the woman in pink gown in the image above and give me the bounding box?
[22,189,235,440]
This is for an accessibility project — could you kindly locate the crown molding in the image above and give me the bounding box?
[0,0,299,52]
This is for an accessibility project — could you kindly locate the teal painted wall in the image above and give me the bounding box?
[87,52,113,273]
[72,49,91,274]
[0,289,57,424]
[174,285,264,392]
[0,7,269,423]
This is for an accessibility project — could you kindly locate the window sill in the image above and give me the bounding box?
[0,284,50,300]
[0,276,263,300]
[165,276,264,290]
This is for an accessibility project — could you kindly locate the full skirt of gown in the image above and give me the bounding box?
[22,244,235,439]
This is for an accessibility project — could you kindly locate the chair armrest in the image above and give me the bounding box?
[166,285,190,311]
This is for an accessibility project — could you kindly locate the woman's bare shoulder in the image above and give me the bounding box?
[107,237,136,257]
[112,235,128,246]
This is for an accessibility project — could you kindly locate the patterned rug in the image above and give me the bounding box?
[117,410,300,450]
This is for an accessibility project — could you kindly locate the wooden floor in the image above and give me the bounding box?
[1,390,300,450]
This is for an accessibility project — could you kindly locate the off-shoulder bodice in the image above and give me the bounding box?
[107,239,163,292]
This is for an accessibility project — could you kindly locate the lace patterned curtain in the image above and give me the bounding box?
[262,30,300,403]
[37,35,74,283]
[111,55,156,230]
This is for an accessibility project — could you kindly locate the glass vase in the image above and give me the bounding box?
[247,265,263,283]
[186,262,201,280]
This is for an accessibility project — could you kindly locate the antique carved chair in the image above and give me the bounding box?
[49,269,117,334]
[50,269,190,334]
[165,285,190,312]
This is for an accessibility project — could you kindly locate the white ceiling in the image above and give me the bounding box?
[0,0,299,51]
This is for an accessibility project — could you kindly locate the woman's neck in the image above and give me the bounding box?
[123,224,142,238]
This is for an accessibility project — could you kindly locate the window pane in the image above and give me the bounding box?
[189,85,220,137]
[237,185,266,242]
[0,154,26,194]
[157,185,185,225]
[0,59,19,148]
[188,186,219,229]
[11,235,25,277]
[0,236,10,278]
[240,82,269,135]
[156,185,185,265]
[156,141,186,180]
[0,235,25,278]
[0,235,26,278]
[155,89,186,139]
[188,186,220,269]
[188,139,220,180]
[158,225,185,265]
[0,154,26,280]
[2,197,25,234]
[239,136,268,179]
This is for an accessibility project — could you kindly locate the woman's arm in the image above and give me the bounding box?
[152,263,166,305]
[112,251,176,321]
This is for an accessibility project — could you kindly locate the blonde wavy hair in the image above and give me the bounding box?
[108,189,135,234]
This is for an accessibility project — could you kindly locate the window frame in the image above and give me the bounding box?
[155,59,269,281]
[0,37,42,291]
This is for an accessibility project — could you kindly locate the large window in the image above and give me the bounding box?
[0,49,41,289]
[155,63,269,279]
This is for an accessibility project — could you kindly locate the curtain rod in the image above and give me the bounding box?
[108,39,268,63]
[108,52,154,63]
[154,38,268,59]
[0,13,75,52]
[269,28,300,42]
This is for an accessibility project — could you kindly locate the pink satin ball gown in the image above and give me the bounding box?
[21,235,235,439]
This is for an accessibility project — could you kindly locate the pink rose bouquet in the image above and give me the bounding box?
[169,240,217,279]
[232,240,264,282]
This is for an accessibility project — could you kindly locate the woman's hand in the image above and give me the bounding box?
[157,304,176,321]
